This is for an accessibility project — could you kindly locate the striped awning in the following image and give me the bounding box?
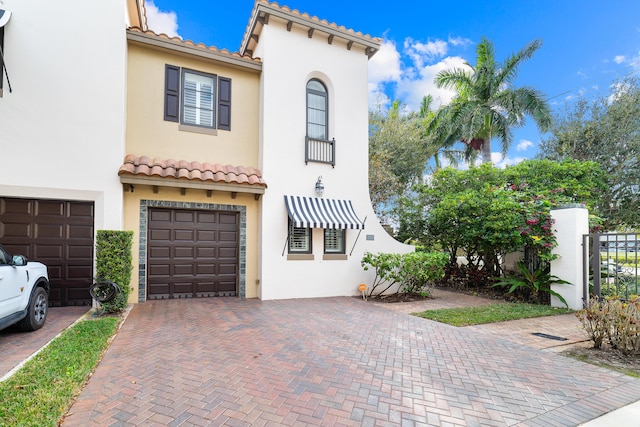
[284,195,365,229]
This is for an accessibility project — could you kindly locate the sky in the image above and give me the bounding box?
[144,0,640,167]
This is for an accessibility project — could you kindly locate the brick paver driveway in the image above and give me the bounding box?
[63,297,640,426]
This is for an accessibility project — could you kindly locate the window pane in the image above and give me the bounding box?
[324,228,345,254]
[306,80,328,140]
[289,223,311,253]
[307,80,326,93]
[183,71,216,127]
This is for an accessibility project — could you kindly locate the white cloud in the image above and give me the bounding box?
[396,56,470,110]
[577,70,587,79]
[404,38,448,67]
[516,140,533,151]
[494,153,526,168]
[145,0,180,38]
[614,55,626,64]
[369,40,402,84]
[448,36,473,48]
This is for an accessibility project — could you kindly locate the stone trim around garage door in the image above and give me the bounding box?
[138,200,247,302]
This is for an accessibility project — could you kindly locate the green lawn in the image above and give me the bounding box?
[413,303,572,326]
[0,317,120,427]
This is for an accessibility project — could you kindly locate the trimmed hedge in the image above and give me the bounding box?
[95,230,133,313]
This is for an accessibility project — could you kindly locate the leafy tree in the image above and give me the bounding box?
[539,75,640,228]
[433,37,551,164]
[368,100,437,222]
[397,160,606,276]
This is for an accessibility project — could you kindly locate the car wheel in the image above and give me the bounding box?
[18,287,48,331]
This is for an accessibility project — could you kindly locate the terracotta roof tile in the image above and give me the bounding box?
[127,27,261,64]
[118,155,268,188]
[241,0,382,54]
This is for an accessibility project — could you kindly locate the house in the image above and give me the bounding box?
[0,0,130,306]
[0,0,412,306]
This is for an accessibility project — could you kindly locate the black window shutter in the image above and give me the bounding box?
[218,77,231,130]
[164,64,180,122]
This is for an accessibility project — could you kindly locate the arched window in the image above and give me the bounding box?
[306,79,328,140]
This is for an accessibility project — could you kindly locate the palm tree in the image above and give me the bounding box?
[418,95,467,171]
[433,37,551,164]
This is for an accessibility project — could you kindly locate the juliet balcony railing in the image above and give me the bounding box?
[305,136,335,167]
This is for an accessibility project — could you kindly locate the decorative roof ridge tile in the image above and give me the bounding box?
[118,155,267,188]
[127,27,261,63]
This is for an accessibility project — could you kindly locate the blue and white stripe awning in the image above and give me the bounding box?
[284,195,365,229]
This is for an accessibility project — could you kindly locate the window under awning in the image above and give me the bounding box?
[284,195,365,229]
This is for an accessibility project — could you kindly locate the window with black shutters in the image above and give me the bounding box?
[164,64,232,131]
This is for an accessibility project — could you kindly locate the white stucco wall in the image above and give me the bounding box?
[0,0,127,231]
[550,207,589,310]
[256,19,412,300]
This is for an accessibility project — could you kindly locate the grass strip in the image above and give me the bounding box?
[0,317,119,427]
[413,303,572,326]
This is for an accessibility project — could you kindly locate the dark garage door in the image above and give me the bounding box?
[147,208,238,299]
[0,197,94,306]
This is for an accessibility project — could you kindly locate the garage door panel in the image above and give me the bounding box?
[68,203,94,218]
[174,229,195,241]
[174,246,195,258]
[36,245,64,258]
[35,200,65,217]
[197,247,215,258]
[196,264,215,275]
[219,247,237,258]
[148,282,170,295]
[149,264,170,275]
[197,212,217,223]
[219,264,237,275]
[0,198,31,215]
[173,264,195,275]
[175,211,195,222]
[67,265,93,278]
[150,210,171,221]
[197,230,215,241]
[7,244,31,257]
[0,197,94,306]
[147,208,238,299]
[68,224,94,239]
[35,223,64,239]
[219,213,237,224]
[68,245,92,259]
[219,231,238,242]
[0,222,31,238]
[148,246,170,258]
[150,229,171,241]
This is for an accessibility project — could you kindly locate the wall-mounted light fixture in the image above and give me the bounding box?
[315,176,324,197]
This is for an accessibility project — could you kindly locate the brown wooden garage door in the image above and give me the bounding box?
[0,197,94,306]
[147,208,238,299]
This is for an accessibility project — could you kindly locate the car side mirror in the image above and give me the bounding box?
[11,255,27,266]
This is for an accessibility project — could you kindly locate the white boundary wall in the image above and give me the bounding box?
[550,207,589,310]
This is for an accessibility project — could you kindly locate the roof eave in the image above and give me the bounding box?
[127,30,262,72]
[119,175,267,195]
[240,2,381,59]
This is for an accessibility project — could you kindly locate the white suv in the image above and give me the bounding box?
[0,244,50,331]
